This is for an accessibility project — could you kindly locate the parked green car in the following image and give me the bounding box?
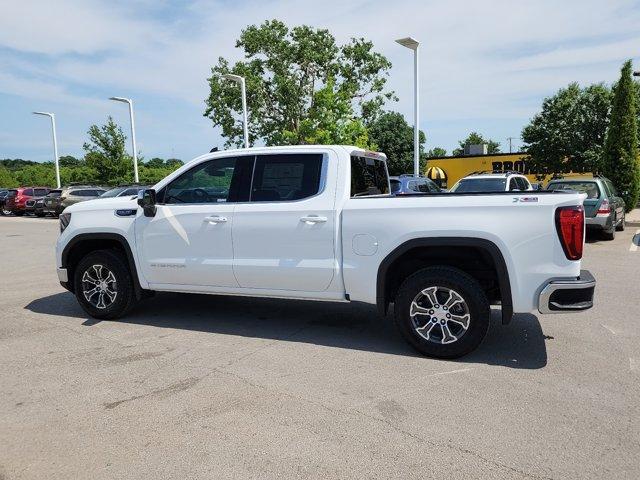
[546,176,625,240]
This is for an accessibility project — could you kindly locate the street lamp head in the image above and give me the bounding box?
[222,73,244,84]
[33,111,54,117]
[109,96,131,104]
[395,37,419,50]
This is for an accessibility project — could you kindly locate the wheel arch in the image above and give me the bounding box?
[61,233,143,299]
[376,237,513,324]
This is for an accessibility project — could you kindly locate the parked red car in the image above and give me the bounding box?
[5,187,51,216]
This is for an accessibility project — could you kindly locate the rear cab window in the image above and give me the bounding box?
[350,155,390,197]
[547,182,600,199]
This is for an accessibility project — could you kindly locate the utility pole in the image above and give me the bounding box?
[507,137,517,153]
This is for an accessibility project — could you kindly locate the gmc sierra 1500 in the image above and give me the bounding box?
[56,146,595,358]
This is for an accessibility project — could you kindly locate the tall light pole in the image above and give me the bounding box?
[222,74,249,148]
[32,112,61,188]
[507,137,517,153]
[395,37,420,177]
[109,96,139,183]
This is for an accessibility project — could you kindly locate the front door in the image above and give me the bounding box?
[232,152,337,292]
[136,155,250,288]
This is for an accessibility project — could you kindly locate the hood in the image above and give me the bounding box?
[64,195,138,214]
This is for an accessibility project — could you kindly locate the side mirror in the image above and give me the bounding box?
[137,189,157,217]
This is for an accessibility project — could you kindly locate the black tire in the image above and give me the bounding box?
[602,224,615,240]
[73,249,137,320]
[35,211,45,217]
[394,266,491,359]
[616,213,625,231]
[0,208,9,216]
[12,211,24,216]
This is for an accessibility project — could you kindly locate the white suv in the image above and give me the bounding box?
[450,172,533,193]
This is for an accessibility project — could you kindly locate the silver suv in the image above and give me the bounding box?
[43,186,107,216]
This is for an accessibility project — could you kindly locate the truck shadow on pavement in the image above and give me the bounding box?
[26,292,547,369]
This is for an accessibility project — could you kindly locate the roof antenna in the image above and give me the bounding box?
[210,147,219,153]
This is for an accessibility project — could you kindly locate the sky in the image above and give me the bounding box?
[1,0,639,163]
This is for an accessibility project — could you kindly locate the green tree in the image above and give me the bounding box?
[13,163,56,186]
[58,155,83,167]
[603,61,639,212]
[452,132,501,155]
[522,83,612,178]
[0,165,17,188]
[165,158,184,169]
[426,147,447,158]
[146,157,166,168]
[204,20,395,147]
[83,117,133,186]
[367,111,425,175]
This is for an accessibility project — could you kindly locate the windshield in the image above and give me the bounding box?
[451,178,506,193]
[547,181,600,199]
[100,187,128,198]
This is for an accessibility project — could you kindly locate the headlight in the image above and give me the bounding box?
[59,212,71,233]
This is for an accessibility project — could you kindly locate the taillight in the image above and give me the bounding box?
[596,199,610,215]
[555,206,584,260]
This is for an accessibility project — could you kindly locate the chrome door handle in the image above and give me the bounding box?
[300,215,327,224]
[204,215,227,224]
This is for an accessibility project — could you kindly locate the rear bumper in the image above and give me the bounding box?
[538,270,595,314]
[585,215,612,230]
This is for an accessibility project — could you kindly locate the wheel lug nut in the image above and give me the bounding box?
[434,304,440,308]
[446,313,451,318]
[440,319,445,324]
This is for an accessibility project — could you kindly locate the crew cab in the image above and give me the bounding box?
[55,146,595,358]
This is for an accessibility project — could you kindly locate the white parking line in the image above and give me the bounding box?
[630,229,640,252]
[601,324,617,335]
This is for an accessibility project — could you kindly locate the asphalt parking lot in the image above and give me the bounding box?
[1,216,639,480]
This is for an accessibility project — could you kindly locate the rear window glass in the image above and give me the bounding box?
[390,179,401,193]
[547,182,600,199]
[34,188,49,197]
[351,156,390,197]
[47,190,62,197]
[452,178,506,193]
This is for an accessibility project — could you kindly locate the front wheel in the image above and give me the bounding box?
[73,250,137,319]
[394,266,491,359]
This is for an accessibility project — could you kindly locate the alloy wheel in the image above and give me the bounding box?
[409,286,471,344]
[81,264,118,309]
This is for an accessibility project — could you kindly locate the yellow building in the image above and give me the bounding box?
[425,153,589,189]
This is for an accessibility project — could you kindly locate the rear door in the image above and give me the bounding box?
[232,151,337,292]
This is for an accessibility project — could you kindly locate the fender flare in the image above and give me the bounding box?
[61,232,143,299]
[376,237,513,324]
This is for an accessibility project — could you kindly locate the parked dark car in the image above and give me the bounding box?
[100,185,149,198]
[5,187,51,216]
[546,176,625,240]
[43,186,107,216]
[0,189,11,216]
[390,175,442,195]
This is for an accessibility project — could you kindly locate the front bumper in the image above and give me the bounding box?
[538,270,595,314]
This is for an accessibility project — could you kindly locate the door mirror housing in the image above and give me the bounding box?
[137,189,157,217]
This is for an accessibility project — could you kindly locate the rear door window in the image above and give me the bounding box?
[251,154,323,202]
[23,188,34,196]
[350,156,390,197]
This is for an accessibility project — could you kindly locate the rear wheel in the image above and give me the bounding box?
[602,222,616,240]
[394,266,491,359]
[616,212,625,231]
[0,207,10,216]
[73,250,137,319]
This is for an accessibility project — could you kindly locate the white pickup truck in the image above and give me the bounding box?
[56,146,595,358]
